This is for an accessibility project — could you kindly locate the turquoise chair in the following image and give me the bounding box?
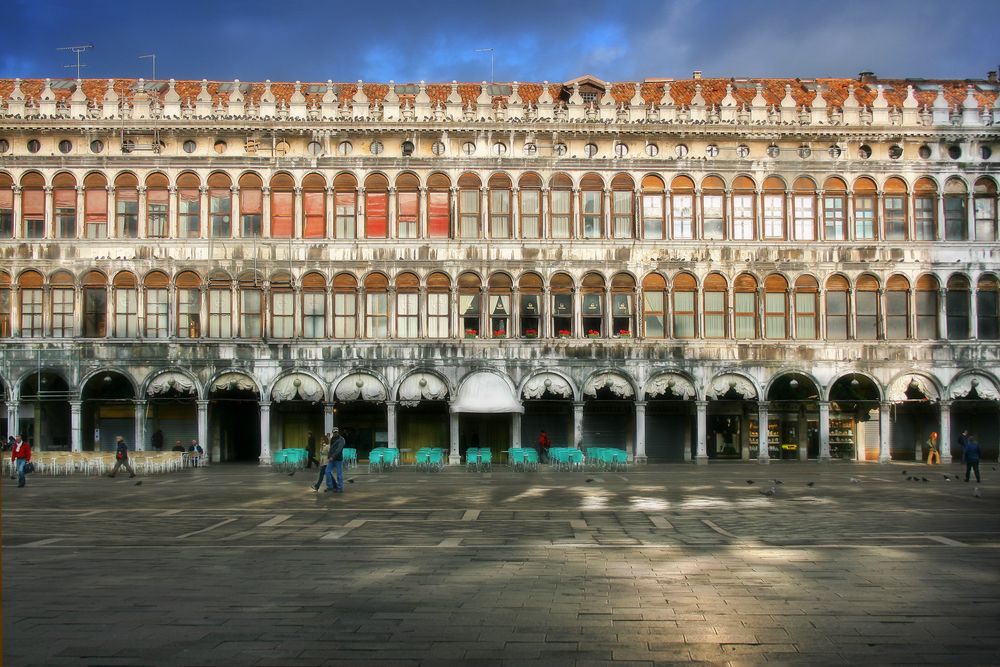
[428,448,445,471]
[523,448,539,471]
[509,447,526,470]
[368,448,384,473]
[342,448,358,469]
[477,449,492,471]
[465,448,479,471]
[383,448,400,469]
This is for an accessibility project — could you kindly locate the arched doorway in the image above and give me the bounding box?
[18,371,71,450]
[644,372,696,462]
[209,372,260,462]
[582,371,635,455]
[948,372,999,462]
[80,371,136,451]
[887,374,940,461]
[333,372,389,461]
[828,373,883,461]
[452,371,521,461]
[521,372,574,454]
[766,373,821,460]
[706,373,759,460]
[270,372,325,452]
[145,371,199,452]
[397,372,451,460]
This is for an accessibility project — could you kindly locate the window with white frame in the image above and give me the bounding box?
[793,195,815,240]
[396,292,419,338]
[333,291,356,338]
[366,292,388,338]
[427,292,449,338]
[114,287,138,338]
[177,289,200,338]
[732,195,754,239]
[490,189,511,239]
[551,190,571,238]
[209,289,232,338]
[240,289,262,338]
[145,288,167,338]
[612,190,632,238]
[20,289,42,337]
[271,291,294,338]
[672,194,694,239]
[763,194,784,238]
[642,193,664,239]
[51,288,75,338]
[520,189,540,238]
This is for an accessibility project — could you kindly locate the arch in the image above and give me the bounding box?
[520,370,576,401]
[948,370,1000,401]
[856,273,881,291]
[395,271,420,290]
[826,371,884,402]
[112,271,138,288]
[826,274,850,290]
[396,369,451,405]
[270,370,326,402]
[82,270,108,287]
[84,171,109,188]
[457,271,483,289]
[732,175,756,190]
[487,272,513,291]
[581,272,605,289]
[79,368,139,399]
[238,172,263,188]
[364,173,388,190]
[764,370,821,401]
[302,172,326,190]
[947,273,971,290]
[884,176,908,193]
[396,172,420,190]
[145,172,169,188]
[301,271,327,290]
[333,370,389,403]
[206,171,232,188]
[270,172,295,190]
[451,370,523,413]
[208,370,262,396]
[824,176,847,192]
[427,172,452,189]
[793,175,817,191]
[704,272,728,290]
[642,272,667,290]
[764,273,789,291]
[582,369,636,399]
[427,271,451,290]
[457,172,481,189]
[611,272,636,290]
[886,371,942,402]
[611,173,634,190]
[174,270,202,288]
[763,175,786,191]
[518,272,543,290]
[673,271,698,289]
[944,177,968,194]
[641,174,665,191]
[363,272,389,290]
[52,171,77,188]
[333,272,358,290]
[580,172,604,190]
[17,269,44,288]
[914,177,938,194]
[49,269,74,286]
[112,172,139,188]
[333,172,359,189]
[144,270,169,288]
[670,174,694,190]
[144,368,201,399]
[550,173,573,189]
[734,272,758,291]
[176,171,201,188]
[644,370,697,400]
[887,274,910,290]
[550,272,574,290]
[20,171,45,188]
[974,176,998,194]
[916,274,940,290]
[853,176,878,193]
[702,175,726,190]
[517,172,541,189]
[707,372,759,400]
[487,172,512,189]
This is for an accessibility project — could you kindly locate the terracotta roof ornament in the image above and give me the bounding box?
[414,81,430,118]
[476,81,491,120]
[70,78,87,119]
[102,79,118,119]
[780,84,796,123]
[932,85,950,125]
[537,81,554,118]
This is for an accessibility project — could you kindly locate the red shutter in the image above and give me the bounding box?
[271,191,293,237]
[117,188,138,203]
[428,191,449,238]
[23,190,44,216]
[147,188,168,205]
[366,192,388,238]
[0,189,12,209]
[85,189,107,222]
[55,188,76,208]
[241,188,262,214]
[303,191,325,238]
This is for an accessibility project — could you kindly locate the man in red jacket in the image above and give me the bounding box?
[11,434,31,488]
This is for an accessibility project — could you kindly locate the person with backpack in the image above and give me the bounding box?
[964,433,982,483]
[11,434,31,488]
[537,430,551,463]
[109,436,137,478]
[324,428,345,493]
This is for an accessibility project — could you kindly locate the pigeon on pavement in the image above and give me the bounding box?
[287,471,295,477]
[973,487,982,498]
[585,478,595,483]
[901,470,907,475]
[850,477,861,483]
[760,486,776,497]
[772,479,783,485]
[922,477,929,482]
[347,478,355,484]
[134,481,142,486]
[806,481,815,487]
[746,480,755,485]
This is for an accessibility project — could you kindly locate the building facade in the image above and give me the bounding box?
[0,73,998,465]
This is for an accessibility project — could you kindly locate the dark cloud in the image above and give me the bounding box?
[0,0,995,82]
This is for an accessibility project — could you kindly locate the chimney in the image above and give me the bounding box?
[858,71,875,83]
[989,70,998,83]
[692,70,702,80]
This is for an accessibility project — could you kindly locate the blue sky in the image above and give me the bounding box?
[2,0,997,82]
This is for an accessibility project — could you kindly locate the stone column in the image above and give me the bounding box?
[877,288,887,339]
[107,186,116,238]
[480,187,489,239]
[75,186,85,239]
[634,400,647,463]
[324,402,335,435]
[572,188,581,239]
[134,399,146,451]
[540,187,550,239]
[168,186,178,239]
[939,400,952,463]
[198,186,208,238]
[970,284,979,340]
[231,186,241,237]
[196,399,209,463]
[757,401,770,463]
[325,186,334,239]
[69,401,81,452]
[261,186,271,239]
[293,186,302,238]
[936,193,946,241]
[967,192,976,242]
[387,186,397,239]
[418,186,428,239]
[818,400,831,461]
[43,186,54,239]
[137,186,147,239]
[573,401,584,449]
[878,401,891,463]
[386,400,398,450]
[937,288,948,340]
[695,400,708,464]
[511,186,520,237]
[449,410,460,465]
[602,188,612,239]
[511,411,522,451]
[258,401,271,465]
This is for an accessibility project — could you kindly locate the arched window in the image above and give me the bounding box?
[114,173,139,238]
[333,273,358,338]
[145,173,169,238]
[518,273,542,338]
[825,275,849,340]
[488,173,512,239]
[18,270,44,337]
[611,174,634,239]
[427,272,451,338]
[855,274,880,340]
[458,272,482,337]
[270,173,295,238]
[365,174,389,239]
[177,172,201,238]
[334,173,358,239]
[396,272,420,337]
[977,275,999,340]
[361,273,387,339]
[50,270,75,338]
[175,271,202,338]
[0,173,13,238]
[641,175,665,239]
[550,173,573,239]
[853,177,877,241]
[641,273,667,338]
[550,272,574,337]
[792,177,816,241]
[428,173,451,239]
[53,172,77,238]
[239,172,263,237]
[396,173,420,239]
[301,272,326,339]
[82,270,108,337]
[270,271,294,338]
[944,178,968,241]
[946,274,970,340]
[914,177,937,240]
[734,273,758,338]
[0,271,10,337]
[84,172,109,239]
[974,178,998,242]
[113,271,139,338]
[701,175,726,240]
[672,273,697,338]
[883,177,908,240]
[580,173,604,239]
[762,176,786,239]
[611,273,635,337]
[703,273,727,339]
[732,176,756,240]
[823,177,847,240]
[207,270,233,338]
[764,274,788,338]
[237,271,262,338]
[518,173,541,239]
[671,175,695,239]
[458,173,481,239]
[208,172,232,238]
[144,271,169,339]
[886,275,910,339]
[488,273,512,338]
[581,272,605,336]
[793,275,818,339]
[916,275,939,340]
[21,172,46,238]
[303,173,326,239]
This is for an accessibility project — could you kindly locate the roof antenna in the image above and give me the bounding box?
[58,44,93,79]
[475,48,495,83]
[139,53,157,82]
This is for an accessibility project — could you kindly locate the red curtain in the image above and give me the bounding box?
[365,192,387,238]
[271,191,293,237]
[303,191,325,238]
[428,191,449,238]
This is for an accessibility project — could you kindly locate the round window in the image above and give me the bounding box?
[766,144,780,158]
[90,139,104,154]
[491,142,507,156]
[918,144,932,159]
[0,138,9,154]
[370,140,384,155]
[553,142,567,156]
[798,144,811,159]
[888,145,903,160]
[947,145,961,160]
[675,144,688,158]
[828,145,842,159]
[338,140,353,156]
[431,141,445,156]
[736,144,750,159]
[27,139,41,153]
[522,143,537,156]
[614,143,628,158]
[307,140,322,156]
[58,140,72,154]
[275,140,290,155]
[461,141,475,156]
[401,140,415,156]
[858,144,872,159]
[213,140,227,154]
[706,144,719,158]
[121,139,134,154]
[982,145,993,160]
[182,140,196,154]
[584,143,598,158]
[645,143,658,157]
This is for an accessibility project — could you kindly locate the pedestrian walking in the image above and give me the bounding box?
[958,429,970,463]
[188,439,204,466]
[10,434,31,487]
[109,436,137,478]
[926,431,940,465]
[306,431,319,468]
[311,434,330,491]
[324,428,345,493]
[964,434,982,483]
[537,430,551,464]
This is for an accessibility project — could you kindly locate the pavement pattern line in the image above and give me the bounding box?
[320,518,367,540]
[702,518,740,539]
[648,515,674,529]
[175,517,239,539]
[257,513,292,527]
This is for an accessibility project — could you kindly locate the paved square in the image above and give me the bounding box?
[4,462,999,665]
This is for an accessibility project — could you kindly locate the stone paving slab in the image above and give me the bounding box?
[3,461,999,665]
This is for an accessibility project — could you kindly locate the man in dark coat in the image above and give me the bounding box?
[324,428,346,493]
[964,434,982,483]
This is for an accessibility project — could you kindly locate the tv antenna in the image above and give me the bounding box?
[58,44,93,80]
[139,53,157,82]
[474,48,495,83]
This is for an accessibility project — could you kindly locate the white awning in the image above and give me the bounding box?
[450,372,524,414]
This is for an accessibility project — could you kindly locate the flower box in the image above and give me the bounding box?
[464,329,478,339]
[557,330,571,339]
[586,330,601,339]
[493,332,507,339]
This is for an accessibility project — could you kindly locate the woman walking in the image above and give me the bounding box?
[926,431,940,465]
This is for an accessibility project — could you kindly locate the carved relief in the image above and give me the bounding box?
[398,373,449,407]
[887,375,939,402]
[645,373,696,400]
[211,372,258,394]
[146,372,196,397]
[334,373,388,403]
[583,372,634,399]
[271,373,324,403]
[949,374,1000,401]
[709,373,758,400]
[522,372,573,400]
